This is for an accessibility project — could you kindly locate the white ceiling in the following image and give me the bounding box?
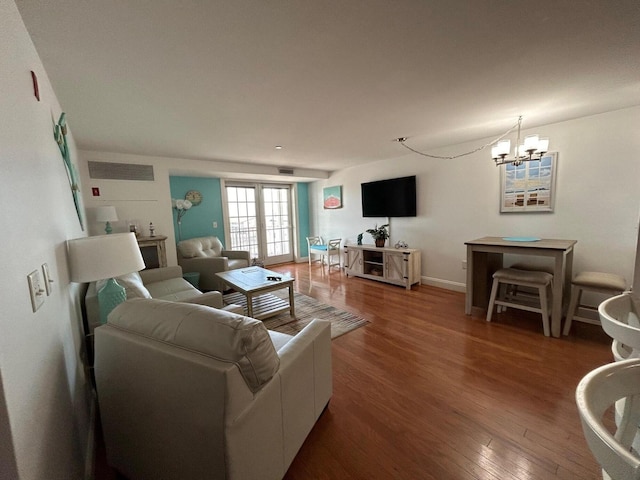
[16,0,640,173]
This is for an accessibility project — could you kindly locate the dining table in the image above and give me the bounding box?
[465,236,577,338]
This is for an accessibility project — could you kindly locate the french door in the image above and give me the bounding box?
[223,182,294,265]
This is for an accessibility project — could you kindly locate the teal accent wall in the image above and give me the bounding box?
[297,182,310,257]
[170,177,311,257]
[169,176,226,244]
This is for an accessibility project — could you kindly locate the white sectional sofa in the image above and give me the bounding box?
[94,298,332,480]
[84,265,242,336]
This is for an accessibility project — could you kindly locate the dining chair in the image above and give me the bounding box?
[306,236,324,266]
[576,359,640,480]
[563,271,627,335]
[598,293,640,458]
[306,236,342,270]
[486,267,554,337]
[323,238,342,270]
[503,262,554,304]
[598,293,640,361]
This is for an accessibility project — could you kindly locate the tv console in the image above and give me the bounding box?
[344,245,421,290]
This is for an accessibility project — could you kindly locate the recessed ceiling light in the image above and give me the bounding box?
[275,145,283,150]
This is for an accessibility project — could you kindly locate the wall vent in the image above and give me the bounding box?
[278,167,295,175]
[88,161,155,181]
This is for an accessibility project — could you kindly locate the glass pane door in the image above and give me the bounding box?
[262,186,292,264]
[225,183,293,265]
[226,185,259,259]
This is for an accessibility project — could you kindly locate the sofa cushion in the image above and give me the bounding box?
[228,258,250,270]
[97,272,152,299]
[268,330,294,352]
[108,298,280,392]
[145,277,200,301]
[178,236,224,259]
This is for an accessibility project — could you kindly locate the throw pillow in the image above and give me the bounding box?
[97,272,151,299]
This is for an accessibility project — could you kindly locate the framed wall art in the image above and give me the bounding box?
[323,185,342,209]
[54,112,84,229]
[500,152,558,213]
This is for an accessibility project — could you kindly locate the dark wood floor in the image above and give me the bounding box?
[97,262,612,479]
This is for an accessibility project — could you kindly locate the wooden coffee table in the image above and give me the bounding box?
[216,267,295,319]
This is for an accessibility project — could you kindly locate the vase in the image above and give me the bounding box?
[375,238,385,248]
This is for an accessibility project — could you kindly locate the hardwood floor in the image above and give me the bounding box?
[96,262,612,479]
[272,262,611,480]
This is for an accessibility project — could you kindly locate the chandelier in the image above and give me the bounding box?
[395,115,549,167]
[491,116,549,166]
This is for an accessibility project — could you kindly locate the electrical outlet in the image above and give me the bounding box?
[212,221,218,229]
[41,263,53,295]
[27,270,45,312]
[461,261,467,270]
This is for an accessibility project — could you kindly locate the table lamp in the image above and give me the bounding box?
[95,205,118,234]
[67,233,145,324]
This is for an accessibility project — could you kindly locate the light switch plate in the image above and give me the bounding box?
[41,263,52,295]
[27,270,45,312]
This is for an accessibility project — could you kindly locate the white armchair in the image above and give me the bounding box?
[177,236,250,291]
[94,298,332,480]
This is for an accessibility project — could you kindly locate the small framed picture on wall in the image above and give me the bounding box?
[323,186,342,209]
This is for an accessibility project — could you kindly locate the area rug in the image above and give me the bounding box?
[223,290,369,339]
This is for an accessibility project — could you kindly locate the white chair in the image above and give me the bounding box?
[563,271,627,335]
[576,359,640,480]
[307,237,341,270]
[598,293,640,456]
[486,267,553,337]
[306,236,324,266]
[599,293,640,361]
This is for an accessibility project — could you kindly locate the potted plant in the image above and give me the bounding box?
[366,224,389,247]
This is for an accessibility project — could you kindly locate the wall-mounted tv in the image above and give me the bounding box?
[361,175,417,217]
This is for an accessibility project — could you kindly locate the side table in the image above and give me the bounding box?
[136,236,167,269]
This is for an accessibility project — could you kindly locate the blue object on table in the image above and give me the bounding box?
[502,237,541,242]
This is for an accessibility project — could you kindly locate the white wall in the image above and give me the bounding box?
[310,107,640,294]
[77,151,329,266]
[0,1,90,478]
[78,150,177,262]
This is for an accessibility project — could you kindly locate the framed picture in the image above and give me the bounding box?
[323,185,343,209]
[500,152,558,213]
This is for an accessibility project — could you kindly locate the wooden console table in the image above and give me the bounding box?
[345,245,421,290]
[465,236,577,338]
[137,235,167,269]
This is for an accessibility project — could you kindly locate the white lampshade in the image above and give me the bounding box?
[95,206,118,222]
[524,134,539,151]
[496,139,511,156]
[517,144,527,157]
[538,138,549,153]
[67,233,145,283]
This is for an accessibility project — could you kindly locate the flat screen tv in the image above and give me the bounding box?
[361,175,417,217]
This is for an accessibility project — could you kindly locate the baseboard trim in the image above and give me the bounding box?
[296,265,466,292]
[84,390,97,480]
[421,276,466,293]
